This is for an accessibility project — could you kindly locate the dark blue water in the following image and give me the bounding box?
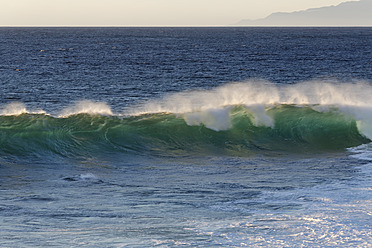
[2,27,372,113]
[1,27,372,247]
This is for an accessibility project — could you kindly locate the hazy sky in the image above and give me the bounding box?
[0,0,353,26]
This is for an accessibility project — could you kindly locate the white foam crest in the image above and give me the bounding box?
[183,107,232,131]
[246,104,274,127]
[1,102,28,116]
[60,100,113,117]
[182,104,273,131]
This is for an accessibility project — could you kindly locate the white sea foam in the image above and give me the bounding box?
[60,100,113,117]
[183,107,232,131]
[246,104,274,127]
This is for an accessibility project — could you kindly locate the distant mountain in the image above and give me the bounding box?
[237,0,372,26]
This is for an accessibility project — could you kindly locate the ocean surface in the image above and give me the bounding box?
[1,27,372,247]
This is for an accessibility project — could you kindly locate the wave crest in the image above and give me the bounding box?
[0,105,369,159]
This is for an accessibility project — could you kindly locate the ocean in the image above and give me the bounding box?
[0,27,371,247]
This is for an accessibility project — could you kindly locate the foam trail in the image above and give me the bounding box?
[60,100,113,117]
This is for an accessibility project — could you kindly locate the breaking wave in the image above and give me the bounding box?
[1,81,372,158]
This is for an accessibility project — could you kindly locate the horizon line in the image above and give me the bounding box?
[1,25,372,28]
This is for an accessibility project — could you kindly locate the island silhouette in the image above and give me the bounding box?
[238,0,372,26]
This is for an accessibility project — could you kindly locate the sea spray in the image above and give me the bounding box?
[60,100,113,117]
[0,102,46,116]
[128,80,372,139]
[1,102,28,116]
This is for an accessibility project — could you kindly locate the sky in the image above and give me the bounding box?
[0,0,354,26]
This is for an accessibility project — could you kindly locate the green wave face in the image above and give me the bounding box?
[0,105,369,159]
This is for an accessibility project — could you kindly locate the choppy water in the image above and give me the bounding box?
[0,27,372,247]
